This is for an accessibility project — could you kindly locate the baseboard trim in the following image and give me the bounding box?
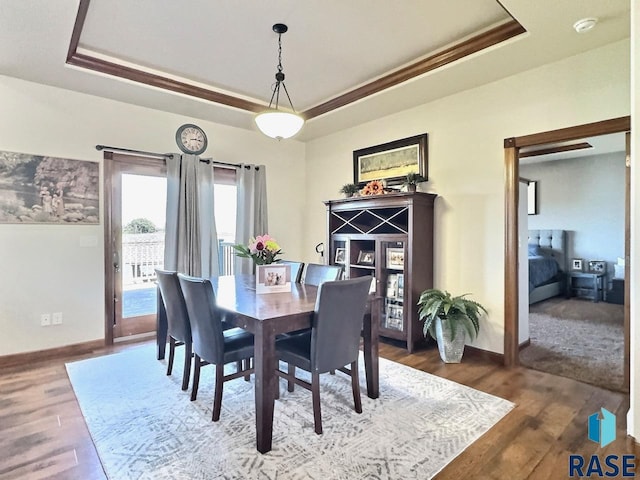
[464,345,504,364]
[519,339,531,350]
[0,339,105,369]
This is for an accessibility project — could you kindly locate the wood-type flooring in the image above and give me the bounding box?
[0,339,637,479]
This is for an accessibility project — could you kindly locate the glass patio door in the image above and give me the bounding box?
[105,154,166,341]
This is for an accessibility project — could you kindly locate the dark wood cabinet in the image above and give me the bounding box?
[324,192,436,352]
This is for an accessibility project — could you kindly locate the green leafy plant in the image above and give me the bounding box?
[403,173,427,186]
[124,217,157,234]
[417,289,486,341]
[339,183,360,197]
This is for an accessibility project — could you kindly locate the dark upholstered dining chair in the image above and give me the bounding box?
[278,260,304,283]
[178,274,255,421]
[275,276,371,434]
[302,263,343,287]
[155,269,193,391]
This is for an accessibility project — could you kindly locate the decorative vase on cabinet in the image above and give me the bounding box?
[323,191,436,352]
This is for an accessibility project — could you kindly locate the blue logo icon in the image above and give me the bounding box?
[588,408,616,448]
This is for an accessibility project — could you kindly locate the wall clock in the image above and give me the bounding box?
[175,124,208,155]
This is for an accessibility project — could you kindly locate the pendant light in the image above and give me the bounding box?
[255,24,304,140]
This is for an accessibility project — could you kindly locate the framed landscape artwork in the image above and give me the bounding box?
[0,150,99,224]
[353,133,428,186]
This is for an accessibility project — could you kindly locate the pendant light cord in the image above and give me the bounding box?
[266,31,297,112]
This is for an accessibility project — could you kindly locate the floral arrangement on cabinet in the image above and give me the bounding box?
[233,234,282,265]
[361,179,386,195]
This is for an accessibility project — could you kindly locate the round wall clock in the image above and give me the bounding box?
[175,124,208,155]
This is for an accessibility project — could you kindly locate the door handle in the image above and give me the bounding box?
[113,249,120,272]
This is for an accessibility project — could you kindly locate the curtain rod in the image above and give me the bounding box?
[95,145,259,170]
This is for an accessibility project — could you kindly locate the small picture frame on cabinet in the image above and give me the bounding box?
[386,274,398,298]
[386,247,404,270]
[357,250,375,266]
[334,248,346,264]
[571,258,583,271]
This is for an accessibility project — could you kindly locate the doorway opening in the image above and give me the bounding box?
[503,116,631,392]
[517,133,627,391]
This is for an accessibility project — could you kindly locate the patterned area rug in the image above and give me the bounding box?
[66,344,513,480]
[520,298,625,392]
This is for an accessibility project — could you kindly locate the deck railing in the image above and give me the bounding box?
[122,234,235,285]
[219,241,236,276]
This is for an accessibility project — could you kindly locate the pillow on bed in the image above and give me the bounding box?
[528,244,542,256]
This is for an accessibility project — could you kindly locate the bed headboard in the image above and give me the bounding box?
[528,229,567,271]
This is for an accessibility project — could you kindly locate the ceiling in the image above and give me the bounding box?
[519,132,627,165]
[0,0,630,141]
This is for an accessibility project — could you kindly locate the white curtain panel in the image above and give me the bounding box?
[235,164,268,274]
[164,154,219,278]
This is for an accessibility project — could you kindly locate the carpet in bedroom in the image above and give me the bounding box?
[519,297,625,392]
[66,344,514,480]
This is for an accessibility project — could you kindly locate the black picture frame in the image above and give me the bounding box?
[357,250,375,266]
[353,133,428,186]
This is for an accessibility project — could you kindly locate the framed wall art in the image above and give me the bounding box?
[0,150,99,224]
[353,133,428,186]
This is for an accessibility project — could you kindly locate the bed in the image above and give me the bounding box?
[527,229,566,304]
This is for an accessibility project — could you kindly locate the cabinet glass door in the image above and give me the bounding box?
[380,240,405,332]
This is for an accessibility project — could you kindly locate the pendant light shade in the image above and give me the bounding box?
[255,24,304,140]
[255,111,304,139]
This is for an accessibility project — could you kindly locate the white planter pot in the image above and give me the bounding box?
[435,317,466,363]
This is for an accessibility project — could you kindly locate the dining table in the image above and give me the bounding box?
[156,274,380,454]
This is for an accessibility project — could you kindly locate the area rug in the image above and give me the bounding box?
[66,344,514,480]
[520,298,625,392]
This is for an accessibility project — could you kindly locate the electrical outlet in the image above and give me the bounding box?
[40,313,51,326]
[52,312,63,325]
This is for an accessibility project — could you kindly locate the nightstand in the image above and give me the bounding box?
[566,272,606,302]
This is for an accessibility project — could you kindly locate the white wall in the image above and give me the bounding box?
[518,182,529,344]
[522,153,626,282]
[303,40,630,354]
[0,75,306,355]
[629,0,639,440]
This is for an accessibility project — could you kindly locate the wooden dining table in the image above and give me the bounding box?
[156,274,380,454]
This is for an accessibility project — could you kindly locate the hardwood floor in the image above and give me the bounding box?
[0,339,637,479]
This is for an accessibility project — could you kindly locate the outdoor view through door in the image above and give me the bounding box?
[120,174,167,323]
[108,155,238,342]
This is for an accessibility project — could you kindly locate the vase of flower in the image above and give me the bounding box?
[233,235,291,293]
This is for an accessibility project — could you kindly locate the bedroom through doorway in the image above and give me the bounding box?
[518,132,627,392]
[503,117,630,393]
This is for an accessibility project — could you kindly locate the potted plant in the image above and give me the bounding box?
[403,173,426,192]
[417,289,487,363]
[339,183,360,198]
